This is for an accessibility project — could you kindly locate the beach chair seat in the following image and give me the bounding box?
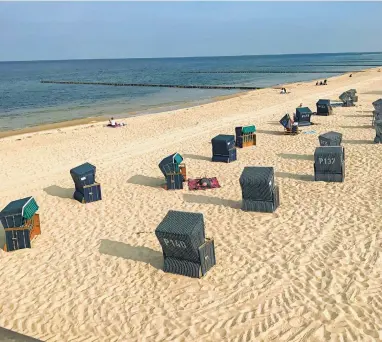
[242,186,280,213]
[284,126,300,135]
[163,239,216,278]
[165,173,184,190]
[73,183,102,203]
[212,149,237,163]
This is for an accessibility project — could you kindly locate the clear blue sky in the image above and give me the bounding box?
[1,1,382,61]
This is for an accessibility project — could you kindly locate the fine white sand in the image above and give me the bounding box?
[1,69,382,342]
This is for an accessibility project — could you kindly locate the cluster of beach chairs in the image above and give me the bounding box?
[2,89,382,279]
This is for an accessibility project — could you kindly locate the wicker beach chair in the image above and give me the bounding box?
[211,135,237,163]
[316,99,333,116]
[239,167,280,213]
[295,107,313,126]
[70,162,102,203]
[0,197,41,252]
[314,146,345,182]
[155,210,216,278]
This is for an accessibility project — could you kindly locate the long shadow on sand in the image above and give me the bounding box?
[43,185,74,199]
[266,121,283,126]
[99,239,163,269]
[183,153,211,161]
[278,153,314,161]
[340,125,373,129]
[256,129,285,136]
[0,326,43,342]
[276,172,314,182]
[183,193,241,209]
[127,175,164,188]
[345,114,372,118]
[342,139,375,145]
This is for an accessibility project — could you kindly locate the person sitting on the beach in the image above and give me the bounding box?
[349,74,353,78]
[109,117,116,126]
[316,81,319,86]
[319,81,323,86]
[324,79,327,85]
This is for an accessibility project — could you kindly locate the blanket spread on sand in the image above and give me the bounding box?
[188,177,221,191]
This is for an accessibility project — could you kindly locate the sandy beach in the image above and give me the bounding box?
[1,68,382,342]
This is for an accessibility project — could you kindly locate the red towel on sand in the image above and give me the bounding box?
[188,177,220,191]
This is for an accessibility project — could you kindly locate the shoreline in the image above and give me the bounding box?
[0,67,376,140]
[0,91,249,139]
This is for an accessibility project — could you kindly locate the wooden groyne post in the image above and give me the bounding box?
[40,80,262,90]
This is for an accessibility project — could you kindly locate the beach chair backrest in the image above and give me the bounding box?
[159,153,183,177]
[240,167,275,202]
[280,114,291,129]
[211,135,235,155]
[70,162,96,187]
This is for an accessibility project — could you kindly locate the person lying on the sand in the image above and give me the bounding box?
[107,117,125,127]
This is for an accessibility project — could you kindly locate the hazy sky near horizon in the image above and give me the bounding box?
[1,1,382,61]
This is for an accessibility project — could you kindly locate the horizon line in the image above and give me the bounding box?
[1,51,382,63]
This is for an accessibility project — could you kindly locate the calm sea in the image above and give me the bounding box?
[1,52,382,131]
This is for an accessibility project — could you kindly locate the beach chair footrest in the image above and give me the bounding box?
[241,186,280,213]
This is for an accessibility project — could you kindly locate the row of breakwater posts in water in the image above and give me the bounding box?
[40,80,262,90]
[40,69,363,89]
[40,70,362,90]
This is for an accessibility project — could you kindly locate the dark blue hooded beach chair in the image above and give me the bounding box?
[155,210,216,278]
[70,162,102,203]
[239,167,280,213]
[211,134,237,163]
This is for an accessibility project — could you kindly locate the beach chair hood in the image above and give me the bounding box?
[0,197,39,229]
[158,153,183,177]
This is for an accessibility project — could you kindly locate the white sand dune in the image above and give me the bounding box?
[1,69,382,342]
